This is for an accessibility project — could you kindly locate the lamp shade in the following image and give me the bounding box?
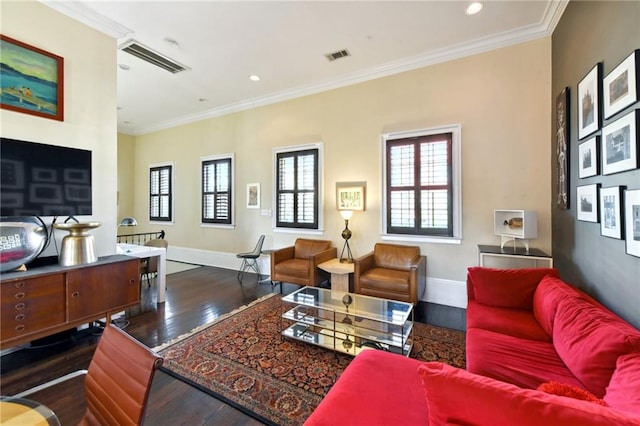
[340,210,353,220]
[119,217,138,226]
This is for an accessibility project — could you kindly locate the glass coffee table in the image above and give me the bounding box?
[281,286,413,356]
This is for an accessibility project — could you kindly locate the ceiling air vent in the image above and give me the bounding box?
[325,49,351,62]
[119,40,189,74]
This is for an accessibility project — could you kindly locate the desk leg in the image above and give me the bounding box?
[157,251,166,304]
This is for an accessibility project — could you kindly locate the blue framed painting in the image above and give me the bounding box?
[0,35,64,121]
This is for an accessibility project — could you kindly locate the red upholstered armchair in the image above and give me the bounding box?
[354,243,426,305]
[271,238,336,287]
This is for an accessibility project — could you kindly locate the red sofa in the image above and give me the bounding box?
[305,267,640,425]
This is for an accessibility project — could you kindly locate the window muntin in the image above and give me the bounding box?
[276,148,319,229]
[386,133,453,237]
[202,157,232,224]
[149,164,172,222]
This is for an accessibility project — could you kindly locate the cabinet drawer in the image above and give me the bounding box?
[1,275,66,340]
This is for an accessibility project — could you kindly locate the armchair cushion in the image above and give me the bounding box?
[373,243,420,271]
[294,239,332,259]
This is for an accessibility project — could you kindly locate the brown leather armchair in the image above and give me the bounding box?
[271,238,337,287]
[354,243,426,305]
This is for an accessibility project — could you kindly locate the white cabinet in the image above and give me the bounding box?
[494,210,537,251]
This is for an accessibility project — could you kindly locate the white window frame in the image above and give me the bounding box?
[273,142,324,235]
[148,161,175,226]
[200,153,235,229]
[381,124,462,244]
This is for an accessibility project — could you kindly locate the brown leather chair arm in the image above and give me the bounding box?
[309,247,338,286]
[408,255,427,304]
[354,252,375,294]
[270,245,295,277]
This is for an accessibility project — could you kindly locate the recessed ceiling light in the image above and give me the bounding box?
[198,98,208,103]
[249,74,261,82]
[465,2,483,15]
[118,64,131,71]
[164,37,179,48]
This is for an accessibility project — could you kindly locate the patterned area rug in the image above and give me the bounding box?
[154,293,465,425]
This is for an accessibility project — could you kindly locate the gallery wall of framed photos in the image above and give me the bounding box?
[573,48,640,257]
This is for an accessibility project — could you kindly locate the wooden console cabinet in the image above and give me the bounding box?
[0,255,140,349]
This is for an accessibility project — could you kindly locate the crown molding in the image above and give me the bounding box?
[40,0,132,39]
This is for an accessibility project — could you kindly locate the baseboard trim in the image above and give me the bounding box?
[425,277,467,309]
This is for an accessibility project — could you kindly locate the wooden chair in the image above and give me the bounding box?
[354,243,426,305]
[270,238,336,287]
[15,324,163,425]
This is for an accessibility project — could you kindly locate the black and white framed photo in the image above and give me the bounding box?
[603,49,639,119]
[578,136,598,178]
[577,184,599,222]
[624,189,640,257]
[600,186,623,239]
[578,63,602,140]
[602,110,638,175]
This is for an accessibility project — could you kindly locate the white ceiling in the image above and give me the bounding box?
[44,1,567,135]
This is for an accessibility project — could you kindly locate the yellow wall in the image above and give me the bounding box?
[1,1,118,256]
[129,38,552,283]
[117,133,136,221]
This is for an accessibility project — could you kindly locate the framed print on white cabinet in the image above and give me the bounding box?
[602,110,639,175]
[624,189,640,257]
[578,136,598,178]
[578,63,602,140]
[577,184,599,223]
[603,49,639,119]
[600,186,623,239]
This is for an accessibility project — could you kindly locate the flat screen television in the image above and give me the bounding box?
[0,137,92,217]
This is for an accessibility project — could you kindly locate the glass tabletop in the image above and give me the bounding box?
[282,286,413,325]
[0,396,60,426]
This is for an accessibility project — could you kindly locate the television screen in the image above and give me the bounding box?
[0,138,92,217]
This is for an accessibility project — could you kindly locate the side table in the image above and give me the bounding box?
[478,244,553,269]
[317,258,354,293]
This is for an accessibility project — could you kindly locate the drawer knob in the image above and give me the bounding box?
[72,291,80,298]
[15,324,25,333]
[15,313,25,321]
[14,292,26,300]
[14,282,25,288]
[129,279,136,285]
[14,302,25,310]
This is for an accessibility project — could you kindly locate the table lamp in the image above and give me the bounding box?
[339,210,353,263]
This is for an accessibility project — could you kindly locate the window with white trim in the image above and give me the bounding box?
[149,164,173,222]
[275,145,321,230]
[201,155,233,225]
[382,126,462,241]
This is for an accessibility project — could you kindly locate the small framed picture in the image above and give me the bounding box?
[336,181,366,211]
[576,184,599,222]
[578,63,602,140]
[602,110,639,175]
[578,136,598,178]
[246,183,260,209]
[600,186,623,239]
[603,49,639,119]
[624,189,640,257]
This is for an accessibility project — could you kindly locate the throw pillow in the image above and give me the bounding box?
[537,381,607,406]
[417,362,639,426]
[603,353,640,417]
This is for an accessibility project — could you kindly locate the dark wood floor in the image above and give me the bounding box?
[1,266,298,425]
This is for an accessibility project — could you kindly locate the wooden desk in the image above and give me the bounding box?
[318,258,354,293]
[117,243,167,303]
[0,396,60,426]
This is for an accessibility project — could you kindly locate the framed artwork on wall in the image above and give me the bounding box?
[0,35,64,121]
[602,110,638,175]
[336,182,366,211]
[624,189,640,257]
[603,49,639,119]
[556,87,570,209]
[577,63,602,140]
[600,186,623,239]
[246,183,260,209]
[578,136,599,178]
[576,184,599,223]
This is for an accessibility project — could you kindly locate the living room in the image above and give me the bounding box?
[1,0,639,424]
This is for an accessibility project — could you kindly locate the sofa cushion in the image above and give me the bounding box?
[274,258,308,278]
[373,243,420,271]
[603,353,640,417]
[533,275,583,336]
[417,362,640,426]
[538,381,607,406]
[553,296,640,398]
[304,350,426,426]
[467,301,551,342]
[466,328,583,390]
[467,267,558,309]
[294,239,331,260]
